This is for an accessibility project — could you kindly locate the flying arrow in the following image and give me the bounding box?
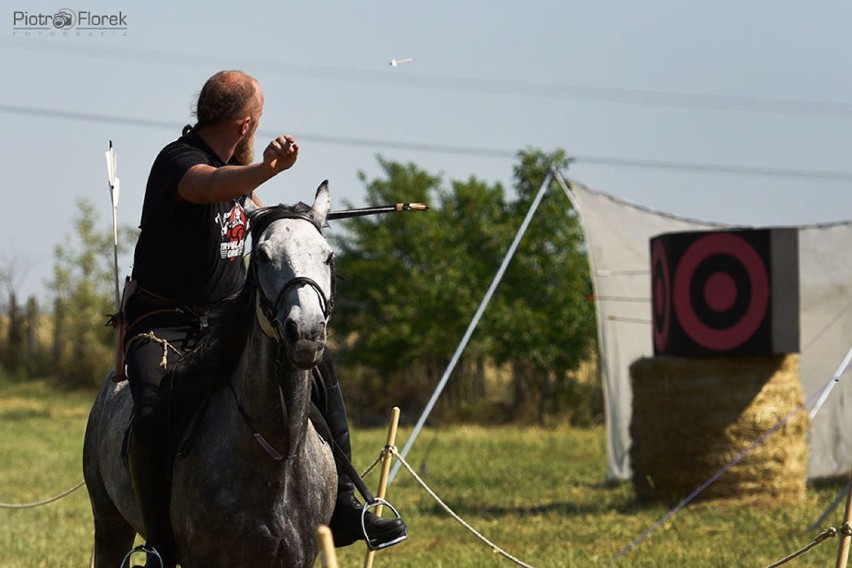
[389,57,415,67]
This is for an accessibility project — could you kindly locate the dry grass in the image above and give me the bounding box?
[630,354,808,504]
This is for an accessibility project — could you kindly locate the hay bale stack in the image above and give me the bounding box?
[630,354,807,504]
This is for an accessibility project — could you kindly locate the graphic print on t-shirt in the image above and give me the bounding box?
[216,201,249,262]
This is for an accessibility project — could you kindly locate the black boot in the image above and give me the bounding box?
[318,362,407,549]
[127,422,177,568]
[329,487,408,549]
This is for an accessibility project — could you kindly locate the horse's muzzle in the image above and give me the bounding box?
[287,338,326,369]
[278,313,327,369]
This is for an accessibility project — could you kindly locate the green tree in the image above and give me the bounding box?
[484,148,597,423]
[332,151,598,425]
[50,198,134,387]
[430,176,513,414]
[331,158,446,413]
[24,296,44,378]
[0,252,28,378]
[4,291,23,377]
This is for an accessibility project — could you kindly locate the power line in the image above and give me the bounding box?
[3,38,852,118]
[0,103,178,130]
[571,155,852,183]
[1,102,851,183]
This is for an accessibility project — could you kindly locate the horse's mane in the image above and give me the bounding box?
[166,202,323,400]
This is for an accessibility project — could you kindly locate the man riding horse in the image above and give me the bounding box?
[121,69,407,567]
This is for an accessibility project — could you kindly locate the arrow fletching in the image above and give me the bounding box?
[105,140,120,207]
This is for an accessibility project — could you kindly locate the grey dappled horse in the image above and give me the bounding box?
[83,183,339,567]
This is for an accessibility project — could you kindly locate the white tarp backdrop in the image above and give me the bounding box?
[567,180,852,481]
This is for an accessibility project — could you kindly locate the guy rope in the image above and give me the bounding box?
[0,481,86,509]
[356,408,534,568]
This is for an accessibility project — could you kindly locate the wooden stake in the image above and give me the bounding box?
[836,472,852,568]
[317,525,339,568]
[364,407,401,568]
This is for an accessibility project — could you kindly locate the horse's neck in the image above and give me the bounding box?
[234,327,314,459]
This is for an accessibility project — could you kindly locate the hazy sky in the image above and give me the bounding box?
[2,1,851,301]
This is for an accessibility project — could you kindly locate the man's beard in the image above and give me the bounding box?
[231,131,255,166]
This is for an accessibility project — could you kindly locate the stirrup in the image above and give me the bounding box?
[119,544,164,568]
[361,497,408,551]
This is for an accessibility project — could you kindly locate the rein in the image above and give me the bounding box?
[226,368,381,506]
[225,378,289,461]
[235,208,336,459]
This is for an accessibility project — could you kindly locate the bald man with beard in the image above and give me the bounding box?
[122,70,406,568]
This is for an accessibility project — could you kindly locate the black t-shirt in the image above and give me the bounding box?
[131,129,250,309]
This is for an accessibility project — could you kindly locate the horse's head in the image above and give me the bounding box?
[249,181,335,370]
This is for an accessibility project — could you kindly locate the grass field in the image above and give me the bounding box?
[0,376,847,567]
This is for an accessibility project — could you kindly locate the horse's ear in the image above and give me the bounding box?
[312,180,331,227]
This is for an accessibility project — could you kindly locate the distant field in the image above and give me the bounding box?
[0,377,846,567]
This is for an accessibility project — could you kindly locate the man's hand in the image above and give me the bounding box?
[179,134,300,204]
[264,135,299,173]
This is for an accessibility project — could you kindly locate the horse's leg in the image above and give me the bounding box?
[93,514,135,568]
[86,471,136,567]
[84,379,139,566]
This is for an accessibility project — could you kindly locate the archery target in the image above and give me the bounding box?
[672,233,769,351]
[650,228,799,357]
[651,239,671,353]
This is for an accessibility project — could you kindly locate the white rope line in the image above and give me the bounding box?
[387,445,533,568]
[0,479,86,509]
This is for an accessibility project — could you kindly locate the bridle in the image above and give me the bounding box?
[256,274,334,339]
[251,213,335,340]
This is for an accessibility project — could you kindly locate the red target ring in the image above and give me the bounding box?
[673,233,769,351]
[651,239,670,352]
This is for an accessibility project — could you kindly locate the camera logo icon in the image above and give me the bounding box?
[52,9,75,29]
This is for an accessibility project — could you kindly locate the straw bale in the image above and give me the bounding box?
[629,354,807,504]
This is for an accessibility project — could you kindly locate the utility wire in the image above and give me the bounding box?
[1,102,851,183]
[2,38,852,118]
